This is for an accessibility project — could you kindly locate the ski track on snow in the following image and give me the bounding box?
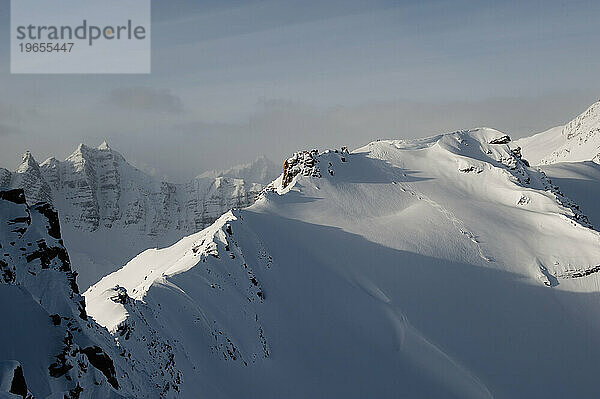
[398,182,493,263]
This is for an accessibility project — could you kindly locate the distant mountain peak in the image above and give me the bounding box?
[4,142,276,289]
[98,140,110,150]
[197,155,280,184]
[12,151,52,205]
[40,156,59,168]
[562,100,600,140]
[15,151,39,173]
[66,141,126,167]
[516,100,600,165]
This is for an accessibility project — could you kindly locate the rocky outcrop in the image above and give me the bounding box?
[489,134,511,144]
[282,150,321,188]
[0,189,153,398]
[0,361,33,399]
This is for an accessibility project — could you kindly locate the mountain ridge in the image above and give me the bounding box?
[0,188,159,398]
[0,143,278,289]
[515,99,600,165]
[5,101,600,397]
[84,124,600,398]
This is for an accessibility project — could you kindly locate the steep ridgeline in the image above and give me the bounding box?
[0,189,156,398]
[516,100,600,165]
[515,100,600,227]
[86,128,600,398]
[0,143,278,289]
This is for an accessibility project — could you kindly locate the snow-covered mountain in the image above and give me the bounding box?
[0,144,277,289]
[5,101,600,398]
[196,155,280,183]
[516,99,600,165]
[515,99,600,227]
[84,125,600,398]
[0,189,158,398]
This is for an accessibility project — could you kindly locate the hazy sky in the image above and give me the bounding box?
[1,0,599,181]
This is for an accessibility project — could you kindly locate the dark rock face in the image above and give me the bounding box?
[510,146,530,166]
[108,285,129,304]
[0,259,16,283]
[282,150,321,188]
[50,314,62,325]
[2,198,83,302]
[489,135,511,144]
[48,353,73,378]
[10,364,28,399]
[81,346,119,390]
[0,189,27,204]
[32,203,62,239]
[0,190,139,397]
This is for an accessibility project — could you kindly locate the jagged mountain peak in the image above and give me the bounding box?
[74,142,88,153]
[15,151,39,174]
[68,141,123,161]
[39,156,59,168]
[561,99,600,140]
[11,151,52,205]
[98,140,111,150]
[66,143,92,164]
[4,142,275,290]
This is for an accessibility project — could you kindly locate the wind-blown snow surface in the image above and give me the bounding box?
[86,128,600,398]
[0,143,277,289]
[516,100,600,165]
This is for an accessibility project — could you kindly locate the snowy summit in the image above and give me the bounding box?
[4,101,600,398]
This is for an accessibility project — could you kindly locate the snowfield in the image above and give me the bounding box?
[5,100,600,398]
[516,100,600,165]
[85,123,600,397]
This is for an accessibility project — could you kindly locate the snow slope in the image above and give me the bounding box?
[86,128,600,398]
[0,189,158,399]
[1,144,275,289]
[515,100,600,227]
[540,161,600,228]
[516,100,600,165]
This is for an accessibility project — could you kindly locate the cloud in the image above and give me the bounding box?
[0,90,597,182]
[0,123,23,136]
[106,87,184,114]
